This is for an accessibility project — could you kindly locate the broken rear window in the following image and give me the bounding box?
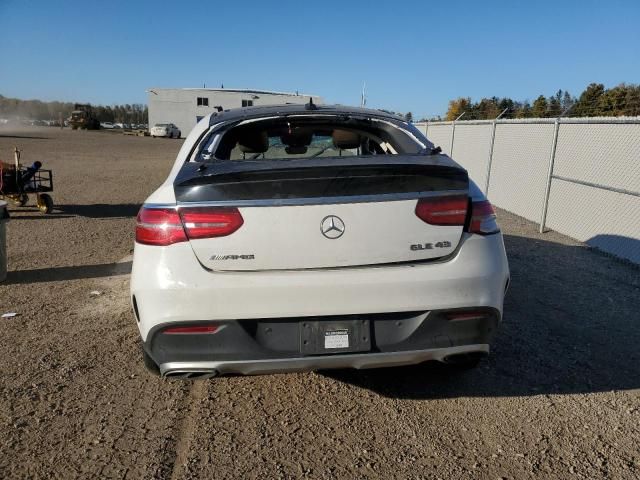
[195,116,425,162]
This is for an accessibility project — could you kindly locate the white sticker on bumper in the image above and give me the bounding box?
[324,330,349,349]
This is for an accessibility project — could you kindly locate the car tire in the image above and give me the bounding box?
[142,346,160,376]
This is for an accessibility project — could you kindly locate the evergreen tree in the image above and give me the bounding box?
[532,95,548,118]
[574,83,605,116]
[547,90,562,117]
[623,85,640,116]
[475,98,500,119]
[561,91,575,115]
[498,98,515,118]
[515,101,532,118]
[598,84,630,116]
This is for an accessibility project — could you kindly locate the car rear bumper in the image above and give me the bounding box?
[159,344,490,378]
[131,232,510,342]
[144,307,499,377]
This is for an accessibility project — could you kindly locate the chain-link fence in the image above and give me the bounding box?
[416,118,640,264]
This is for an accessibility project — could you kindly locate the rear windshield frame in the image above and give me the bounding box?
[190,114,431,163]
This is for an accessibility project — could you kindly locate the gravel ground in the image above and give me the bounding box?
[0,127,638,479]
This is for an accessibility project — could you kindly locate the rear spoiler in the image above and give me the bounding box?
[174,155,468,204]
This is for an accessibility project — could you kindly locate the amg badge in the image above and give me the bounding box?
[210,254,255,261]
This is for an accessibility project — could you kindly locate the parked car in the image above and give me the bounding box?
[113,123,124,129]
[131,103,510,379]
[100,122,115,129]
[150,123,181,138]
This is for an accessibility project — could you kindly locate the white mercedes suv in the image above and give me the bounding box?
[131,103,509,379]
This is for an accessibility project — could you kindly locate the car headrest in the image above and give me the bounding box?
[332,129,360,150]
[280,129,313,147]
[237,131,269,153]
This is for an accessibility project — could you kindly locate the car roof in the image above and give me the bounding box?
[207,103,406,126]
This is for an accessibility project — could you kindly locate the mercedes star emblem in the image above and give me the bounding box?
[320,215,346,239]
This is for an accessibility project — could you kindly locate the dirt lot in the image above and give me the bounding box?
[0,127,639,479]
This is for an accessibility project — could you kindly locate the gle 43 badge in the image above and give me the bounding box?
[410,241,452,251]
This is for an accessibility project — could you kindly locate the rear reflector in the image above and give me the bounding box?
[179,207,244,239]
[467,200,500,235]
[446,311,488,322]
[415,195,468,226]
[136,208,187,246]
[163,325,220,334]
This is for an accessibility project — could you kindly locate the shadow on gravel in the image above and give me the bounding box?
[3,261,132,284]
[57,203,140,218]
[7,214,75,220]
[323,234,640,399]
[0,134,49,139]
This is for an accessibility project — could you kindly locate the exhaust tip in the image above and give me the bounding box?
[164,370,219,380]
[443,351,488,367]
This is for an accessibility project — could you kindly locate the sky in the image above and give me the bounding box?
[1,0,639,118]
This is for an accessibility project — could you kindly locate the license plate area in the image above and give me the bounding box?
[300,319,371,355]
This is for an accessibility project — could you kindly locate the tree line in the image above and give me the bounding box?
[0,95,148,124]
[435,83,640,121]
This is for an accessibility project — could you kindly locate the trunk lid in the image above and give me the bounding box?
[174,155,469,271]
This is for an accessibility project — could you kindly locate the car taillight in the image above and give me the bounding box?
[415,195,468,225]
[467,200,500,235]
[136,207,187,246]
[179,207,243,239]
[136,206,244,246]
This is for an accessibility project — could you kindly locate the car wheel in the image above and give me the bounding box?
[142,346,160,376]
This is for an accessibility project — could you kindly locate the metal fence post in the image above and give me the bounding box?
[539,119,560,233]
[424,120,429,138]
[449,122,456,156]
[484,108,508,196]
[450,112,465,157]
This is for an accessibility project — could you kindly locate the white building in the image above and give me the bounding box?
[147,88,323,137]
